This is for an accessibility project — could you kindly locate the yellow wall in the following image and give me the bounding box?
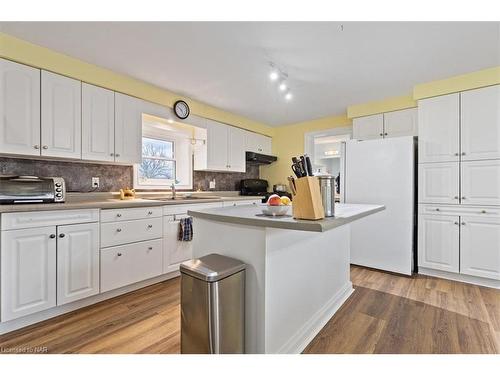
[347,94,416,118]
[260,115,352,186]
[414,66,500,99]
[0,32,275,137]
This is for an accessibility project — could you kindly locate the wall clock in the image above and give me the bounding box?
[173,100,190,120]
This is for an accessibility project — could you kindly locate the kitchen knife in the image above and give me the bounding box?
[299,156,307,177]
[304,155,313,176]
[287,176,297,195]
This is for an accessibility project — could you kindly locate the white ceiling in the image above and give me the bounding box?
[1,22,499,126]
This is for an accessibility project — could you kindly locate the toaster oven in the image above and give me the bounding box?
[0,176,66,204]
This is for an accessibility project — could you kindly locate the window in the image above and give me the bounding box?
[137,137,176,186]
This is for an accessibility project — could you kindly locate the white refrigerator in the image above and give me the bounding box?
[340,136,416,275]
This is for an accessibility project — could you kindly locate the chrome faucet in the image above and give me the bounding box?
[171,182,176,200]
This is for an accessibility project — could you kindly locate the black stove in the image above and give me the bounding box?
[240,179,292,203]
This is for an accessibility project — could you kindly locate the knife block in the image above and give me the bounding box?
[292,176,325,220]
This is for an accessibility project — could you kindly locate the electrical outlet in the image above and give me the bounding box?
[92,177,100,188]
[209,179,216,190]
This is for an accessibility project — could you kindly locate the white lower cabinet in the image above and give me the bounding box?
[163,214,192,273]
[100,217,162,248]
[1,227,57,322]
[460,216,500,280]
[57,222,100,305]
[418,214,460,273]
[100,239,163,293]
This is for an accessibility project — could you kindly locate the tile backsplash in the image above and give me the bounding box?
[0,157,260,192]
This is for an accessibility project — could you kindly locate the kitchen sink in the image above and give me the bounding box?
[144,195,222,201]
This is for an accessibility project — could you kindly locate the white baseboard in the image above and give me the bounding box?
[276,282,354,354]
[0,270,180,335]
[419,267,500,289]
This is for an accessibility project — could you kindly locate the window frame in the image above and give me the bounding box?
[134,136,177,189]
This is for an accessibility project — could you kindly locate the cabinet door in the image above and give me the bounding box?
[57,222,99,305]
[1,226,57,322]
[418,93,460,163]
[246,131,272,154]
[163,214,192,273]
[206,119,229,171]
[0,59,41,156]
[418,162,460,204]
[114,92,143,164]
[383,108,418,138]
[82,83,115,162]
[41,71,82,159]
[461,85,500,161]
[461,160,500,206]
[227,126,246,172]
[352,114,384,140]
[418,214,459,273]
[260,135,272,155]
[460,216,500,280]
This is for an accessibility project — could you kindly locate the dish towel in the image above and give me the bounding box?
[178,217,193,241]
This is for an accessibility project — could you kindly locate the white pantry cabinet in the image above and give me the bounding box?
[383,108,418,138]
[56,222,100,305]
[0,58,41,156]
[418,93,460,163]
[41,70,82,159]
[352,114,384,140]
[1,227,57,322]
[460,85,500,161]
[195,119,246,172]
[82,83,115,162]
[114,92,144,164]
[246,131,272,155]
[460,216,500,280]
[418,162,460,204]
[461,160,500,206]
[418,214,460,273]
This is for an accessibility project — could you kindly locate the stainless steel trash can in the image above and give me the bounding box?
[180,253,246,354]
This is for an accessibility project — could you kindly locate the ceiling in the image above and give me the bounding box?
[1,22,499,126]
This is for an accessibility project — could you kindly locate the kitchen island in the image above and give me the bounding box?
[188,203,384,354]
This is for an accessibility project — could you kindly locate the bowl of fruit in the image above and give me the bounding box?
[261,194,292,216]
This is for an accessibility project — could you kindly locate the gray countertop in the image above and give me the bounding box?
[188,203,385,232]
[0,193,263,213]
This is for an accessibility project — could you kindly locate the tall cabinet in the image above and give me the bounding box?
[417,85,500,287]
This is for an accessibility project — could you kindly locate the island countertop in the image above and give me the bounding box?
[188,203,385,232]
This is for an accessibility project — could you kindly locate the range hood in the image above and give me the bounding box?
[245,151,277,165]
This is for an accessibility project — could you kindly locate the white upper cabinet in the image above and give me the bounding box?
[41,71,82,159]
[206,119,229,171]
[461,85,500,161]
[246,131,272,155]
[1,226,57,322]
[0,59,41,156]
[383,108,418,138]
[418,214,460,273]
[352,114,384,140]
[114,92,143,164]
[56,222,100,306]
[82,83,115,162]
[418,93,460,163]
[228,126,246,172]
[418,162,460,204]
[460,216,500,280]
[461,160,500,206]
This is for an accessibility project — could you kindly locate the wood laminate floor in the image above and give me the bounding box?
[0,266,499,354]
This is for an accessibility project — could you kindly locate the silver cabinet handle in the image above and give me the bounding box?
[461,196,466,200]
[42,145,48,149]
[454,196,459,200]
[116,228,122,232]
[116,213,122,217]
[461,152,466,156]
[454,153,459,156]
[379,133,383,137]
[34,145,40,149]
[117,253,122,257]
[147,211,153,215]
[110,153,114,156]
[454,221,459,225]
[49,234,56,239]
[147,224,153,229]
[148,246,153,250]
[384,133,388,136]
[481,210,487,214]
[435,208,440,211]
[59,233,65,238]
[461,222,466,225]
[115,153,120,157]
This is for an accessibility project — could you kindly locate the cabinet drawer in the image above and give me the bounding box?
[419,204,500,217]
[101,217,162,248]
[163,202,223,216]
[1,209,99,230]
[100,239,163,293]
[223,199,261,207]
[101,206,162,223]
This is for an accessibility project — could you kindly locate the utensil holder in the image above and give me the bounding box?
[291,176,325,220]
